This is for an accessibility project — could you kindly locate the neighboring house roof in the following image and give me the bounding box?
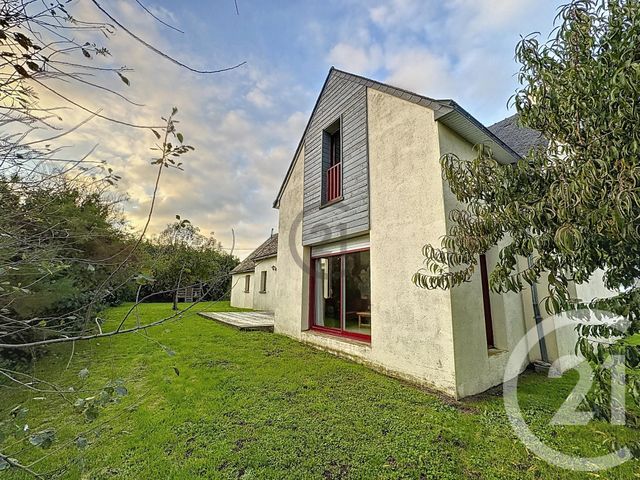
[273,67,522,208]
[230,234,278,275]
[487,114,547,157]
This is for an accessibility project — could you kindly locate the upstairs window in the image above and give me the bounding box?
[259,270,267,293]
[323,118,342,203]
[330,128,341,167]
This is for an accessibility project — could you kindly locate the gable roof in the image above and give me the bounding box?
[272,67,522,208]
[487,114,547,157]
[230,234,278,275]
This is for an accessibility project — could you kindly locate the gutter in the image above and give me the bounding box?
[528,255,550,365]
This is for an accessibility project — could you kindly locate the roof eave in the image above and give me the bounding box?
[253,253,277,262]
[231,268,254,275]
[273,68,337,209]
[436,100,522,164]
[272,70,522,208]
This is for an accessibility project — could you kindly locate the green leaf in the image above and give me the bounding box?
[114,385,128,397]
[84,405,99,422]
[176,133,184,143]
[10,406,28,420]
[75,436,88,449]
[29,429,55,449]
[117,71,130,86]
[624,334,640,346]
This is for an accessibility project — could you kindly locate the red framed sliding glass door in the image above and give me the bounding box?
[309,249,371,342]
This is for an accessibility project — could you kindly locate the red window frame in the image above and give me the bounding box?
[326,163,342,203]
[308,248,371,342]
[325,120,342,204]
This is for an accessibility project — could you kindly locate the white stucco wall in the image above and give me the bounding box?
[365,88,459,395]
[230,272,254,309]
[520,265,618,372]
[437,124,530,398]
[275,92,460,395]
[252,256,278,312]
[273,85,619,399]
[573,269,615,303]
[274,147,310,338]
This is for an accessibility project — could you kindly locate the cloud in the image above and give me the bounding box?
[327,43,383,74]
[324,0,561,123]
[26,0,563,259]
[384,49,453,97]
[368,0,430,31]
[246,88,274,109]
[29,0,312,258]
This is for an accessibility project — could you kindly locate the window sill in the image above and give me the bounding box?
[319,196,343,209]
[243,291,250,294]
[488,348,507,357]
[258,291,266,294]
[307,326,371,345]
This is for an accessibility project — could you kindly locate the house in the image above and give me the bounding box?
[269,68,609,399]
[230,234,278,311]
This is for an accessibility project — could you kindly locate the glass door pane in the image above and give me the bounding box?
[314,256,341,329]
[343,251,371,336]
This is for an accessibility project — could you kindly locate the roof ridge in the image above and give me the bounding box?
[272,68,523,208]
[230,234,278,275]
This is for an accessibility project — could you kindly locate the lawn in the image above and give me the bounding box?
[1,302,638,479]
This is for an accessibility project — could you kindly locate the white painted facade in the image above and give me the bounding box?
[270,70,612,399]
[252,257,278,312]
[230,255,278,312]
[230,272,252,309]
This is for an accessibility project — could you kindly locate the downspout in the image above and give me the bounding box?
[528,255,550,364]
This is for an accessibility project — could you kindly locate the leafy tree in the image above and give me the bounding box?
[156,217,221,250]
[0,1,242,474]
[0,0,242,349]
[414,0,640,430]
[142,220,238,306]
[0,178,142,344]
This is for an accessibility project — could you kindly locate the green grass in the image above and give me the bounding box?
[1,302,638,479]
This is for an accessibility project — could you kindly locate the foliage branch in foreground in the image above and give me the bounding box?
[414,0,640,435]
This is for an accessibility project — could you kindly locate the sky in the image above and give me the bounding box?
[39,0,562,258]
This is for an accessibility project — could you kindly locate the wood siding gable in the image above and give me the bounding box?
[302,72,369,245]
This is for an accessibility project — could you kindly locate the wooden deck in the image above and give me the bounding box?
[198,311,274,332]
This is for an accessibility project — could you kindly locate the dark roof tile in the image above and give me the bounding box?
[231,234,278,274]
[488,114,547,157]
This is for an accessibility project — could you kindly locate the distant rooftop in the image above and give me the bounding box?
[488,114,547,158]
[230,234,278,274]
